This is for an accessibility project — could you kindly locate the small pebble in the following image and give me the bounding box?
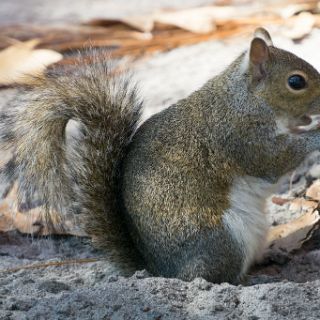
[38,280,70,294]
[107,275,119,283]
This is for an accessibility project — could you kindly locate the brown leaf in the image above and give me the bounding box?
[306,179,320,201]
[267,209,320,253]
[0,39,62,85]
[0,183,86,237]
[85,5,265,34]
[152,8,218,34]
[289,198,318,212]
[2,2,317,59]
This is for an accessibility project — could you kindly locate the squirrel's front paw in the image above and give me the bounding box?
[293,114,320,133]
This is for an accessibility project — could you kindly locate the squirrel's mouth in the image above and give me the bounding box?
[291,114,320,133]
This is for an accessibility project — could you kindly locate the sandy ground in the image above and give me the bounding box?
[1,1,320,319]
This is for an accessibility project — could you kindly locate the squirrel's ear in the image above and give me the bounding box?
[249,37,269,81]
[253,27,273,46]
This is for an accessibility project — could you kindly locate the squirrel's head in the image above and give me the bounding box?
[242,27,320,132]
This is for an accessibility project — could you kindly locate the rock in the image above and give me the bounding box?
[107,275,119,283]
[192,277,212,290]
[38,280,71,294]
[133,270,150,279]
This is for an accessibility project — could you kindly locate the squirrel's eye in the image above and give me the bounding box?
[287,74,306,90]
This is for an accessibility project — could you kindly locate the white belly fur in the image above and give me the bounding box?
[222,176,274,276]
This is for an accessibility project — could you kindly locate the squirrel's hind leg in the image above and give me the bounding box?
[175,176,271,283]
[173,227,245,284]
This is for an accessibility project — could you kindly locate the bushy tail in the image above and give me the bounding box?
[0,53,143,270]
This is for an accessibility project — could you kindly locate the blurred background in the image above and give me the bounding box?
[1,1,320,117]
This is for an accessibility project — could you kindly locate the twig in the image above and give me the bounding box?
[0,257,107,274]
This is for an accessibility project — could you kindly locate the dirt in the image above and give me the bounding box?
[1,1,320,319]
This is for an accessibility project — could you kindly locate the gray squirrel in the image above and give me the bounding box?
[1,28,320,283]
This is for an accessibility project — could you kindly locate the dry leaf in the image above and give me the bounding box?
[152,8,219,34]
[121,16,155,33]
[282,12,315,40]
[276,3,318,19]
[1,1,317,59]
[0,39,62,85]
[306,179,320,201]
[86,5,265,34]
[0,183,86,237]
[289,198,318,212]
[267,209,320,253]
